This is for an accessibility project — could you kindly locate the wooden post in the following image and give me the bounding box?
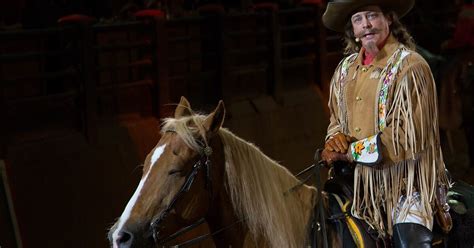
[215,14,225,102]
[0,31,8,158]
[0,160,23,248]
[0,80,6,158]
[314,5,329,92]
[80,24,98,143]
[152,17,171,119]
[268,10,283,98]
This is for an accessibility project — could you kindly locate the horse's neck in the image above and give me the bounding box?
[207,131,318,248]
[206,169,317,248]
[206,192,249,248]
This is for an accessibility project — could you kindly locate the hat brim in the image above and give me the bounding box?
[322,0,415,32]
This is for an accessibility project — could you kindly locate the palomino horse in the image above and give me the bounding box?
[108,97,474,248]
[108,96,323,248]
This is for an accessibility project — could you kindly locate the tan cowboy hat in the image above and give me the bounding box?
[322,0,415,32]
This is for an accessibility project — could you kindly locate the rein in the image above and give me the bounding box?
[167,218,246,247]
[311,152,329,248]
[289,150,329,248]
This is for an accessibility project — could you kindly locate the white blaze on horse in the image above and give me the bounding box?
[108,96,321,248]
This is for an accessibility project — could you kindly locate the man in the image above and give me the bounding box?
[320,0,451,246]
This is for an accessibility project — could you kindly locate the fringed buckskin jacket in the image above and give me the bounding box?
[326,34,450,236]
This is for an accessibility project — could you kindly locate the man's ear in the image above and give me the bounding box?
[386,12,393,26]
[174,96,192,118]
[203,100,225,136]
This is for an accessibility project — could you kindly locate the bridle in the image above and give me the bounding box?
[148,130,246,247]
[149,142,214,246]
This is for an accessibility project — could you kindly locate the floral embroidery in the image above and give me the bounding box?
[340,53,358,83]
[350,134,381,164]
[353,143,365,160]
[377,48,411,131]
[368,143,377,154]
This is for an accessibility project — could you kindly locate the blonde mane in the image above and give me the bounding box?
[162,114,209,151]
[162,115,317,248]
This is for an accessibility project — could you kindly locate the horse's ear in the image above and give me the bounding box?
[203,100,225,136]
[175,96,192,118]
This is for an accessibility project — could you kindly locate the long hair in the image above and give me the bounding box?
[342,10,416,55]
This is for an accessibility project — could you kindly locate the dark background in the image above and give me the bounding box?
[1,0,473,247]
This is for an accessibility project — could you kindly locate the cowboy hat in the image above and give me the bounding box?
[322,0,415,32]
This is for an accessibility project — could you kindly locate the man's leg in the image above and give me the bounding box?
[392,193,433,248]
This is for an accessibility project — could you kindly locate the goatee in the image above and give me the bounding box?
[365,41,379,56]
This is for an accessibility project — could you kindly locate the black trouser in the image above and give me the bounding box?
[392,223,433,248]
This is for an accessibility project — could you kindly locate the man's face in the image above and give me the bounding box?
[351,5,391,50]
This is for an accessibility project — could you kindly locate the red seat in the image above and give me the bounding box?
[299,0,323,6]
[252,2,279,12]
[134,9,166,19]
[57,14,96,24]
[198,4,225,15]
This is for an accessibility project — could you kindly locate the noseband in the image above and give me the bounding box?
[150,144,213,245]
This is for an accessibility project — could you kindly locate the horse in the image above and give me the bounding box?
[108,96,325,248]
[108,96,474,248]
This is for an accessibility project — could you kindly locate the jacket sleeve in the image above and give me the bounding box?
[326,85,342,141]
[326,62,346,141]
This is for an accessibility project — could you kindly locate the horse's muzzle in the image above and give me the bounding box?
[109,225,155,248]
[113,230,134,248]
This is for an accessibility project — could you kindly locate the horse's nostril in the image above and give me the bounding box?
[117,230,133,247]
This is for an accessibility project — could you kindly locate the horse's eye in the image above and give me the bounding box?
[168,169,182,176]
[172,150,179,156]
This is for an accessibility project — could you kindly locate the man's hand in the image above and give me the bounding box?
[325,132,354,153]
[321,148,350,165]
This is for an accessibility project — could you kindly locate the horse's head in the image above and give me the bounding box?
[108,97,226,248]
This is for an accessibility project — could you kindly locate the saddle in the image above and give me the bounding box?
[324,162,389,248]
[324,162,453,248]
